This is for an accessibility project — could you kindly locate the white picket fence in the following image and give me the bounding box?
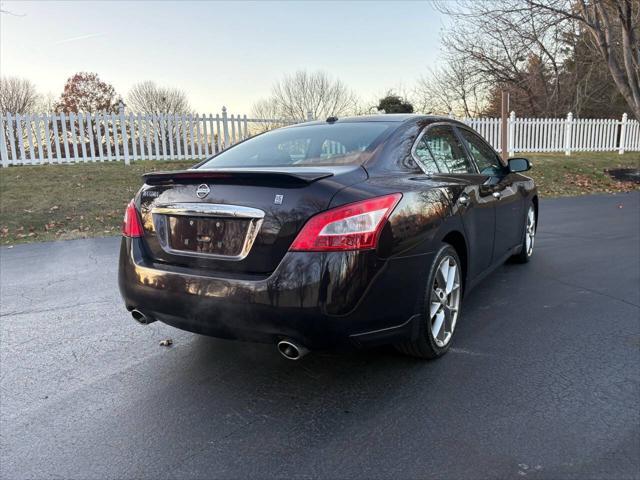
[0,106,303,167]
[0,109,637,167]
[462,112,639,156]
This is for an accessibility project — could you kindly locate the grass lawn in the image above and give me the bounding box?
[1,160,197,245]
[525,151,640,197]
[1,152,638,245]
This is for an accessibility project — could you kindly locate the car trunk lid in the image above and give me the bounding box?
[137,166,367,275]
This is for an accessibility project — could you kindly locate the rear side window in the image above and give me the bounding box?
[421,125,476,174]
[458,128,504,175]
[199,122,393,168]
[413,136,440,174]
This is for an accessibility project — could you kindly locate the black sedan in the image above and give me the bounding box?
[119,115,537,360]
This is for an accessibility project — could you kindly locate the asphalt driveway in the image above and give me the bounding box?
[1,192,639,480]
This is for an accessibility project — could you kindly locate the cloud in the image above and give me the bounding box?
[54,33,104,45]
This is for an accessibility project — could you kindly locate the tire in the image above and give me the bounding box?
[395,244,463,359]
[511,202,536,264]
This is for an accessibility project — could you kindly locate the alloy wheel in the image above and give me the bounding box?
[526,206,536,256]
[429,256,461,347]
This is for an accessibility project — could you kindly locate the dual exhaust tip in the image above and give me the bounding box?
[131,310,308,360]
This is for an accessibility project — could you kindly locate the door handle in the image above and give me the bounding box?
[459,194,470,205]
[492,191,502,199]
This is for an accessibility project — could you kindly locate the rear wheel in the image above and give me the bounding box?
[395,244,462,359]
[512,203,536,263]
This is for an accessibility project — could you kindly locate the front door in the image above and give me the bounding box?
[487,174,523,258]
[456,127,523,262]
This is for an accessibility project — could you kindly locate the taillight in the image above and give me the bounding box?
[289,193,402,252]
[122,200,143,238]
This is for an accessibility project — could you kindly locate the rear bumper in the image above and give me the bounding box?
[118,238,431,349]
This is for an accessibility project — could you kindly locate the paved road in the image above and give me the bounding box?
[1,192,639,480]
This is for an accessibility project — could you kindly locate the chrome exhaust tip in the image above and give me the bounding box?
[131,309,157,325]
[277,340,309,360]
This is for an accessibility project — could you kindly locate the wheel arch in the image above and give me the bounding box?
[441,230,468,293]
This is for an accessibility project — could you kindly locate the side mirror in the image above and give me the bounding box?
[508,157,531,173]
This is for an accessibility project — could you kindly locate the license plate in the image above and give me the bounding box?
[167,216,250,256]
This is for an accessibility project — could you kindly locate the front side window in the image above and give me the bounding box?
[458,128,504,175]
[199,122,393,168]
[424,125,475,174]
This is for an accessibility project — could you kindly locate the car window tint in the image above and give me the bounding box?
[199,122,393,168]
[413,135,440,174]
[458,128,504,175]
[278,139,311,163]
[320,139,348,160]
[424,125,475,174]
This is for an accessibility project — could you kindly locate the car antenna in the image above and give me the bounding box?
[326,116,338,123]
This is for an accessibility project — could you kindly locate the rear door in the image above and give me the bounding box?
[456,127,523,260]
[413,124,498,279]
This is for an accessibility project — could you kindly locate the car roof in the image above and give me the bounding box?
[293,114,467,127]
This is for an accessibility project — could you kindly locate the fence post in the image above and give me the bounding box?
[564,112,573,156]
[508,111,516,157]
[0,114,9,167]
[448,111,455,119]
[221,106,230,148]
[119,101,130,165]
[618,112,628,155]
[306,110,314,122]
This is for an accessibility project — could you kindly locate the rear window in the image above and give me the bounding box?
[199,122,394,168]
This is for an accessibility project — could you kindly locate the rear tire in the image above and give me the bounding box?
[512,202,536,264]
[395,244,462,359]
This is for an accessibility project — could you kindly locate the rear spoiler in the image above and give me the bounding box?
[142,169,334,187]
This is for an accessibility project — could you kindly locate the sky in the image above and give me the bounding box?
[0,1,447,114]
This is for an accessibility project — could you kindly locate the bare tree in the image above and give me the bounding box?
[250,98,292,133]
[126,81,194,158]
[254,70,357,121]
[526,0,640,119]
[435,0,640,119]
[416,57,485,116]
[434,0,572,117]
[351,96,386,116]
[565,28,628,117]
[36,92,57,113]
[126,81,192,114]
[0,76,39,114]
[1,77,41,161]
